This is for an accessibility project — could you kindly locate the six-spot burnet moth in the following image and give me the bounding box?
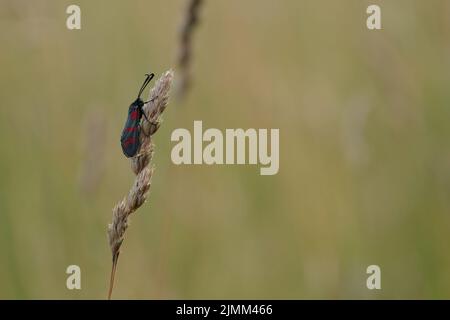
[120,73,155,157]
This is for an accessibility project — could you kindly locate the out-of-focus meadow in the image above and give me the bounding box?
[1,0,450,299]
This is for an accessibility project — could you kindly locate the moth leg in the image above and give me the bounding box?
[140,98,160,133]
[139,96,159,137]
[140,97,158,123]
[139,123,151,137]
[143,95,158,105]
[139,112,159,137]
[141,109,151,123]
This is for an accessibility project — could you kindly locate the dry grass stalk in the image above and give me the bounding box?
[177,0,203,98]
[107,70,174,299]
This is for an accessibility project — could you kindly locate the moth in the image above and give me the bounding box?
[120,73,154,157]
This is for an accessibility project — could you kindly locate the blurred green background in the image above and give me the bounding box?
[1,0,450,299]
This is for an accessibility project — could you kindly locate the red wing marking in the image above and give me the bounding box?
[130,110,139,120]
[122,137,136,147]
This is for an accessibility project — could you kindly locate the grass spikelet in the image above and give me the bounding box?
[107,70,174,299]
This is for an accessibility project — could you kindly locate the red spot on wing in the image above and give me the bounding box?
[130,110,139,120]
[126,127,137,132]
[122,137,136,147]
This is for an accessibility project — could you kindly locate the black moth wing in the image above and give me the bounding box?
[121,102,143,157]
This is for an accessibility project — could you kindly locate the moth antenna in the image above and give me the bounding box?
[137,73,155,99]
